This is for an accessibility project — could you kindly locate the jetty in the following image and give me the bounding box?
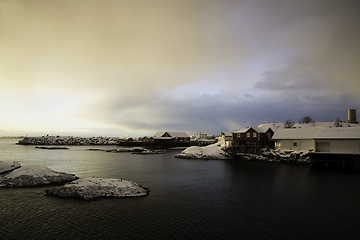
[309,152,360,172]
[17,136,118,146]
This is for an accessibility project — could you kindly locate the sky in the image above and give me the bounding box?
[1,0,359,137]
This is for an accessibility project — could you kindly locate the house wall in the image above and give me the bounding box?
[260,131,273,141]
[315,139,360,153]
[274,139,315,152]
[233,128,260,142]
[198,133,207,139]
[233,128,273,142]
[221,135,233,141]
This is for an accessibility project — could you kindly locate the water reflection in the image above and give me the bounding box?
[1,138,360,239]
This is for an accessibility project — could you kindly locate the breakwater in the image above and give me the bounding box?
[17,136,118,145]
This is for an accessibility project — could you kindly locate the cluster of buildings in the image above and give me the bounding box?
[222,109,360,155]
[117,132,214,147]
[119,109,359,155]
[18,109,359,155]
[88,109,360,155]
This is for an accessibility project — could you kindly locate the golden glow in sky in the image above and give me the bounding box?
[1,0,359,136]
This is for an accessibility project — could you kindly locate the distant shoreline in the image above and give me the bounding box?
[0,136,25,138]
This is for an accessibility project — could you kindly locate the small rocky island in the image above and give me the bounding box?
[0,163,78,187]
[88,147,165,154]
[175,139,229,160]
[0,161,21,175]
[0,161,149,200]
[44,178,150,200]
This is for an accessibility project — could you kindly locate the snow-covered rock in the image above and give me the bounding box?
[87,147,165,154]
[238,149,311,163]
[0,161,21,174]
[116,147,147,152]
[0,164,78,187]
[175,139,229,160]
[44,178,150,200]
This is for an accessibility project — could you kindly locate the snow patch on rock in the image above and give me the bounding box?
[0,161,21,175]
[175,139,229,160]
[44,178,150,200]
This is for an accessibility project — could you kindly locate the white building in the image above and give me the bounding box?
[220,131,233,141]
[198,132,207,139]
[272,127,360,153]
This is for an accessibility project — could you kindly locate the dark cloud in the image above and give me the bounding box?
[78,87,359,136]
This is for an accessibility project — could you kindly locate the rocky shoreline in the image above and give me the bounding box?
[173,141,311,163]
[35,146,69,150]
[236,149,311,163]
[174,152,229,160]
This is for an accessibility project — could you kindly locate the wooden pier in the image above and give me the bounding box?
[309,152,360,173]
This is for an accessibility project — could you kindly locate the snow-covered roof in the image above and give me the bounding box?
[272,127,360,140]
[258,121,359,129]
[315,127,360,139]
[234,128,249,133]
[234,126,272,134]
[153,132,190,138]
[272,128,321,140]
[221,131,233,137]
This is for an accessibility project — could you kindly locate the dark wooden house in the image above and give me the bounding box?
[153,132,191,147]
[232,127,274,154]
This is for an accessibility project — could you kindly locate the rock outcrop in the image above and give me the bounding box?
[0,161,21,175]
[175,139,229,160]
[44,178,150,200]
[88,147,165,154]
[0,164,78,187]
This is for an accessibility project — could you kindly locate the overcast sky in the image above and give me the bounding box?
[1,0,359,137]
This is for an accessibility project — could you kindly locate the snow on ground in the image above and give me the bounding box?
[0,161,21,174]
[175,139,229,160]
[0,164,78,187]
[45,178,150,200]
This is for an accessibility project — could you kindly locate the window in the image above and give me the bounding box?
[247,133,250,137]
[237,133,240,138]
[253,132,257,138]
[293,142,297,147]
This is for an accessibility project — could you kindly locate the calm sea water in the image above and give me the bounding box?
[1,137,360,240]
